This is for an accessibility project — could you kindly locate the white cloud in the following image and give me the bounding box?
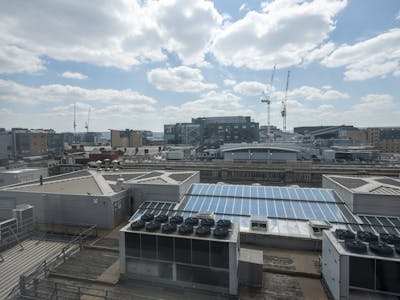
[147,66,216,92]
[61,71,88,80]
[211,0,347,70]
[0,44,44,74]
[223,79,236,86]
[273,85,349,101]
[233,81,267,96]
[263,93,399,130]
[239,3,247,12]
[0,79,156,105]
[0,0,224,73]
[163,90,255,122]
[321,28,400,80]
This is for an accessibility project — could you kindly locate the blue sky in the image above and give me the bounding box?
[0,0,399,132]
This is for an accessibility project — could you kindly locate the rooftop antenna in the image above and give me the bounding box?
[73,102,77,142]
[281,70,290,132]
[261,65,276,142]
[85,108,90,133]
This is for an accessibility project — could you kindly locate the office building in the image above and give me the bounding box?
[367,127,400,153]
[193,116,259,147]
[164,123,200,145]
[110,129,143,148]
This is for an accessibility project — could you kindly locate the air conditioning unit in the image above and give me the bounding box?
[196,211,214,219]
[308,219,332,236]
[251,219,268,231]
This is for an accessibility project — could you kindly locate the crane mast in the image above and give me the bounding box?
[261,65,276,141]
[281,70,290,132]
[85,108,91,133]
[73,102,77,143]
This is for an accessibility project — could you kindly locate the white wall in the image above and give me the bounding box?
[0,189,127,228]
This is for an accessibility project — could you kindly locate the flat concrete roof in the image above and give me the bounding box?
[8,176,104,196]
[326,175,400,196]
[221,146,299,153]
[0,168,43,174]
[127,170,198,185]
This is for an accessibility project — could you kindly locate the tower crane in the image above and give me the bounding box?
[261,65,276,141]
[73,102,77,143]
[85,108,91,133]
[281,70,290,132]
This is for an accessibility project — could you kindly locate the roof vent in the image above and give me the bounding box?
[196,211,214,219]
[178,224,193,235]
[130,220,145,230]
[170,215,183,224]
[213,226,229,238]
[200,218,215,227]
[251,219,268,231]
[216,219,231,228]
[196,225,211,237]
[141,213,154,222]
[146,221,161,232]
[335,229,355,240]
[155,214,169,224]
[184,217,199,226]
[161,223,177,234]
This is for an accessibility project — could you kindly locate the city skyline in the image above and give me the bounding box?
[0,0,399,132]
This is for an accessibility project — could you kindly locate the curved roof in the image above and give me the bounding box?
[221,146,299,153]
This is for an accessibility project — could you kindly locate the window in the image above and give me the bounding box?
[349,257,374,289]
[174,238,191,263]
[211,242,229,269]
[192,240,210,266]
[141,234,156,259]
[158,236,173,261]
[125,232,140,257]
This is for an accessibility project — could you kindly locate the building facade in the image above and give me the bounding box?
[193,116,259,147]
[367,127,400,153]
[0,130,13,164]
[164,123,200,145]
[111,129,143,148]
[14,129,48,158]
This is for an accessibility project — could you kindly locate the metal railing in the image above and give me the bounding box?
[0,216,35,252]
[16,279,159,300]
[5,224,97,300]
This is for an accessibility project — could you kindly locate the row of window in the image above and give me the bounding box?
[125,232,230,269]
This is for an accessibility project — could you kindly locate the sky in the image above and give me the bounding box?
[0,0,399,133]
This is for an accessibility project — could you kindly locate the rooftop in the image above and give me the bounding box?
[326,175,400,195]
[0,168,44,174]
[1,169,198,195]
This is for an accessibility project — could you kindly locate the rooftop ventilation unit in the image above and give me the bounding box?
[357,231,378,242]
[155,214,169,224]
[178,224,193,235]
[169,215,183,224]
[131,220,145,230]
[216,219,232,228]
[335,229,355,240]
[250,219,268,231]
[145,221,161,232]
[197,211,214,219]
[308,219,332,236]
[368,241,394,256]
[161,223,177,234]
[184,217,199,226]
[213,226,229,238]
[200,218,215,227]
[379,233,400,245]
[195,225,211,237]
[344,239,367,254]
[141,213,154,222]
